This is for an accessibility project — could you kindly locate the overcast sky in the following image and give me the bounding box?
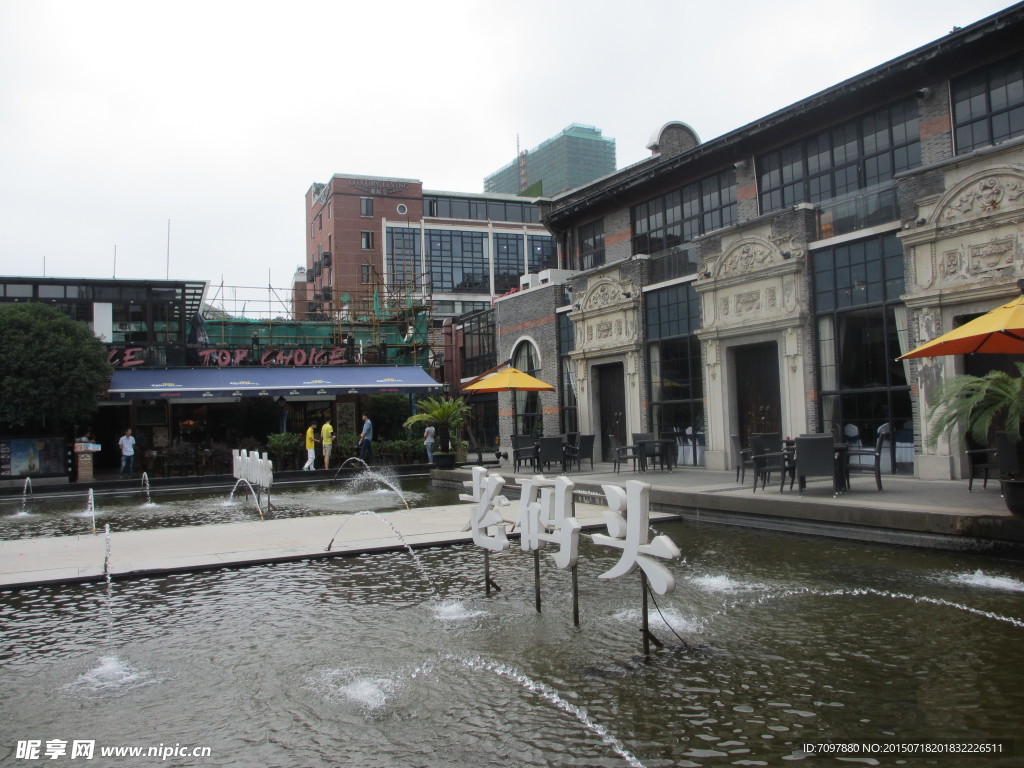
[0,0,1014,315]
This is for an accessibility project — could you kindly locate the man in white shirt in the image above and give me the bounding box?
[118,428,136,478]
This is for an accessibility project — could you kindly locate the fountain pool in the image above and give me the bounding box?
[0,474,459,541]
[1,516,1022,767]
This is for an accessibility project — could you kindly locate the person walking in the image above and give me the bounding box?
[358,414,374,463]
[423,421,435,464]
[321,417,334,470]
[303,421,319,471]
[118,428,136,478]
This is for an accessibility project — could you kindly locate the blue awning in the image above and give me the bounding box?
[108,366,440,400]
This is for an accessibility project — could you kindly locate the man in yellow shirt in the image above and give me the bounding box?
[321,417,335,470]
[303,421,318,471]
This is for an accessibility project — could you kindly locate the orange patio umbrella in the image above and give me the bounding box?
[899,293,1024,359]
[462,366,555,393]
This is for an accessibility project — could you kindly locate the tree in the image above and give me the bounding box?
[403,396,471,453]
[0,302,113,431]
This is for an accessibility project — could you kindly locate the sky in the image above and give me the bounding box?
[0,0,1016,316]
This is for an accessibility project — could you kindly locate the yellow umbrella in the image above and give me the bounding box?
[899,294,1024,359]
[462,366,555,393]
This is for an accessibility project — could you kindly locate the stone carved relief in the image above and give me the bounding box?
[784,327,800,373]
[704,339,720,381]
[936,237,1017,283]
[735,291,761,315]
[765,287,777,309]
[782,276,798,312]
[913,244,935,290]
[937,170,1024,224]
[969,238,1015,273]
[940,247,966,281]
[720,297,730,317]
[713,235,802,278]
[581,278,638,310]
[719,241,775,276]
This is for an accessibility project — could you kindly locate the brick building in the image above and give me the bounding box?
[492,3,1024,480]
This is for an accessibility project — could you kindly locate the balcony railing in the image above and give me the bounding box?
[650,244,700,283]
[817,187,899,240]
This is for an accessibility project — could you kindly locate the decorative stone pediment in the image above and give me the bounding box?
[711,235,803,279]
[935,167,1024,225]
[581,277,637,311]
[571,277,639,354]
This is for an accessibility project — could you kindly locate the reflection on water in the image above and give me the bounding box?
[1,519,1022,767]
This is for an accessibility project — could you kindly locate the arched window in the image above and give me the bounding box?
[512,340,542,436]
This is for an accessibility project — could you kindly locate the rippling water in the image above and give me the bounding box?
[1,516,1023,767]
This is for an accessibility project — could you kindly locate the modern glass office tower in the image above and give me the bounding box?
[484,124,616,196]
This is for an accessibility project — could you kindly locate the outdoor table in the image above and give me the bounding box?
[636,438,675,472]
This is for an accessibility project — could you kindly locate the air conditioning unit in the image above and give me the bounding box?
[519,274,538,290]
[321,252,332,266]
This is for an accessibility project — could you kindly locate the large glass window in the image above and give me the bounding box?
[426,230,488,293]
[758,98,921,214]
[528,235,557,273]
[493,233,523,295]
[953,53,1024,154]
[632,170,736,259]
[813,232,912,472]
[646,282,704,462]
[579,220,605,270]
[386,228,421,291]
[424,195,540,223]
[557,312,577,435]
[512,341,543,436]
[461,309,496,379]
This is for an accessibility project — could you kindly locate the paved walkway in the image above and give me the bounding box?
[2,461,1022,590]
[437,459,1024,554]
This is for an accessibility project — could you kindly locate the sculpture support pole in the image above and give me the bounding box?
[534,549,541,612]
[571,564,579,627]
[642,571,650,656]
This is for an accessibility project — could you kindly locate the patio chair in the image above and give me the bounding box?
[750,433,788,492]
[793,434,841,495]
[966,433,1000,492]
[610,435,642,473]
[846,423,887,491]
[512,435,538,473]
[537,436,566,473]
[565,434,595,471]
[731,434,753,484]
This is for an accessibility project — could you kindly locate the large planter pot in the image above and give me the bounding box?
[1002,479,1024,516]
[433,453,456,469]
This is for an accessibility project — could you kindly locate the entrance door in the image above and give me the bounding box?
[596,362,626,461]
[734,342,781,445]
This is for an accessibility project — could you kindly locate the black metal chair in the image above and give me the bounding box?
[750,434,786,492]
[846,424,887,491]
[793,434,841,495]
[565,434,595,471]
[610,435,642,473]
[512,435,538,473]
[731,434,753,484]
[966,433,1000,492]
[537,436,566,473]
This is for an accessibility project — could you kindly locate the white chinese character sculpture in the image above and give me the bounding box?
[592,481,680,594]
[518,474,581,568]
[461,465,512,552]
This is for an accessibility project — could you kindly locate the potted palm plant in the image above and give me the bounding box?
[928,362,1024,514]
[403,396,472,469]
